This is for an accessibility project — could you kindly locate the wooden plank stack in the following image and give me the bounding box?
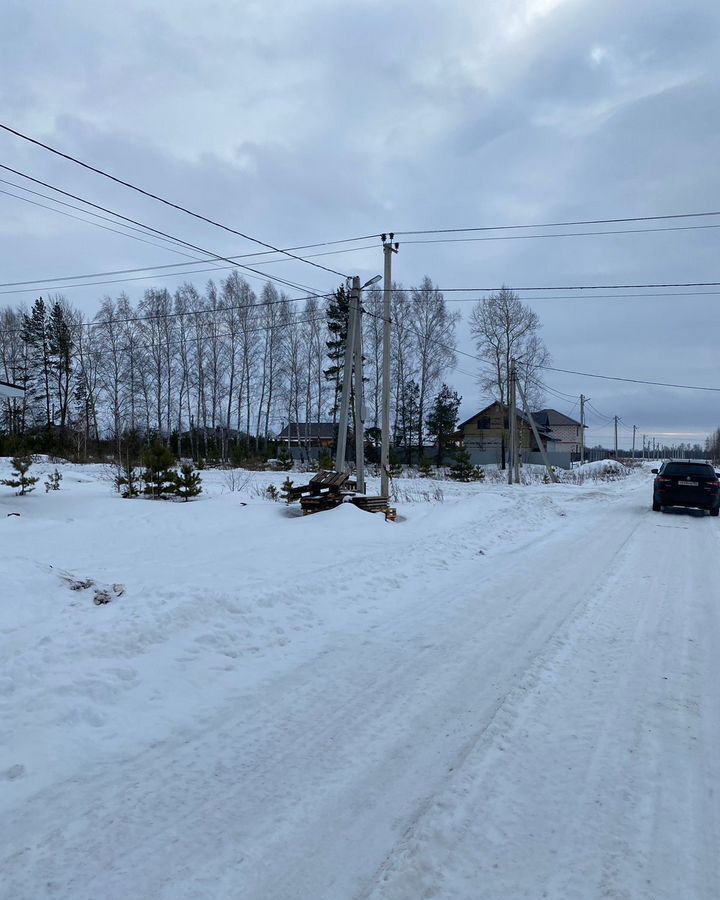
[289,471,395,521]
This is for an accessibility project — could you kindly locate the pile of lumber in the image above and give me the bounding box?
[288,471,395,520]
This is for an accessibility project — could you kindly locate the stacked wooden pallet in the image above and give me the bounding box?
[289,471,395,520]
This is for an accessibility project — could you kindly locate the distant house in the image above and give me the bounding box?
[531,409,585,455]
[0,380,24,400]
[457,401,552,457]
[277,422,338,449]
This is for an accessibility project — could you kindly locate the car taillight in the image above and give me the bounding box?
[656,476,671,484]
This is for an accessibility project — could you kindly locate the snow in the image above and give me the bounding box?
[1,459,719,899]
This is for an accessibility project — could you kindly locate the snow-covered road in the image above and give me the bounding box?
[2,468,719,899]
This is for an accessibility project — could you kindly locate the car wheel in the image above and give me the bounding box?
[652,499,661,512]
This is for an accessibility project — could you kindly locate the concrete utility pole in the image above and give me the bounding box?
[335,277,359,473]
[380,234,399,499]
[516,377,559,483]
[614,415,619,457]
[353,284,366,494]
[632,424,637,459]
[579,394,586,465]
[508,360,516,485]
[643,434,647,459]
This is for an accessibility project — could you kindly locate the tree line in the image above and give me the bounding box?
[0,272,469,463]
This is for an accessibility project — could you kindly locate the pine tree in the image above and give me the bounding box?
[318,449,333,471]
[276,444,293,470]
[418,457,433,478]
[324,285,351,420]
[449,448,484,482]
[2,455,39,495]
[141,440,178,499]
[44,468,63,492]
[175,463,202,501]
[265,484,280,501]
[115,461,140,498]
[281,475,294,504]
[426,384,461,466]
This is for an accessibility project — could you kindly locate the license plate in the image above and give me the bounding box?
[678,480,698,486]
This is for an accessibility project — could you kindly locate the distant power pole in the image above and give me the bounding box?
[579,394,587,464]
[380,234,399,499]
[632,425,637,459]
[643,434,647,459]
[614,416,619,457]
[508,359,518,484]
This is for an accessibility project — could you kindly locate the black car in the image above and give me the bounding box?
[652,461,720,516]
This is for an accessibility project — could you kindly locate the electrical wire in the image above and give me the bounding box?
[0,163,326,297]
[539,364,720,393]
[393,209,720,236]
[0,244,380,299]
[0,186,205,261]
[399,223,720,246]
[0,122,349,279]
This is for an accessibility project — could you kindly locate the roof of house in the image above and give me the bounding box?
[0,380,24,399]
[277,422,337,439]
[531,408,583,428]
[458,402,551,434]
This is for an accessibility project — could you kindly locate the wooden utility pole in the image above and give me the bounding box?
[380,234,399,499]
[579,394,586,465]
[632,424,637,459]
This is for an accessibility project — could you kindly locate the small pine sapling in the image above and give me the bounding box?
[115,461,140,498]
[449,449,485,482]
[141,440,178,500]
[45,468,63,492]
[317,449,333,471]
[2,455,39,495]
[265,484,280,502]
[175,463,202,501]
[281,476,294,504]
[276,444,293,471]
[418,457,433,478]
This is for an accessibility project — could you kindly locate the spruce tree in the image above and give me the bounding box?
[426,384,461,466]
[449,448,484,482]
[281,475,294,504]
[44,468,63,492]
[2,455,39,495]
[324,285,351,419]
[175,463,202,501]
[141,440,178,499]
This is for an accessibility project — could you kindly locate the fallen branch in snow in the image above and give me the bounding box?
[59,572,125,605]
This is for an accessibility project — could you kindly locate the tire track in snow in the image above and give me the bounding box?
[364,505,720,900]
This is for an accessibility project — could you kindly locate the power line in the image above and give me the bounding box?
[0,121,349,279]
[540,364,720,393]
[0,244,379,298]
[0,185,204,261]
[388,281,720,294]
[394,209,720,236]
[0,162,326,298]
[399,223,720,246]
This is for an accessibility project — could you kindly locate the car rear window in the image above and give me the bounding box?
[663,463,716,478]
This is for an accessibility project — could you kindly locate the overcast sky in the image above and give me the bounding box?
[1,0,719,448]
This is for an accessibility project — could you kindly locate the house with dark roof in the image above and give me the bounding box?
[277,422,338,449]
[457,401,553,458]
[531,409,585,454]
